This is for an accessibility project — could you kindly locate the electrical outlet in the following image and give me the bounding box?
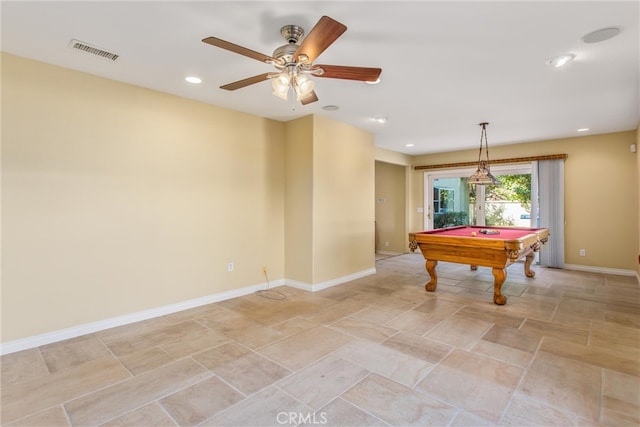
[228,262,234,272]
[579,249,586,256]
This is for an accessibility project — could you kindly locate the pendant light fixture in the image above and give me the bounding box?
[467,122,501,185]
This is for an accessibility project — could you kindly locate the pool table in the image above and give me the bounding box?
[408,225,549,305]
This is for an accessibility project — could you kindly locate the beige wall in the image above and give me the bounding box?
[2,54,377,344]
[637,126,640,276]
[1,53,286,341]
[410,131,639,271]
[284,116,314,284]
[374,146,412,166]
[284,115,375,285]
[375,161,407,254]
[312,115,375,283]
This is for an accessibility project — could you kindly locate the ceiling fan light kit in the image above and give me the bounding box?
[202,16,382,105]
[270,66,316,101]
[293,73,315,100]
[271,71,291,100]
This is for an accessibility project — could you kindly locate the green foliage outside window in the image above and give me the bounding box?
[487,174,531,209]
[434,211,468,229]
[467,174,530,226]
[485,204,515,226]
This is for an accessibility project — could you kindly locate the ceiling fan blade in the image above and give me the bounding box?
[220,73,271,90]
[202,37,274,63]
[314,65,382,82]
[294,16,347,64]
[300,91,319,105]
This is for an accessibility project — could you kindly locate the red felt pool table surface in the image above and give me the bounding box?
[416,225,546,240]
[408,225,550,305]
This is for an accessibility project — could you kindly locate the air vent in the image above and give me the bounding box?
[68,39,119,61]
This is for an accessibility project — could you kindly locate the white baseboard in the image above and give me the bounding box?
[563,263,639,280]
[286,267,376,292]
[0,278,285,356]
[12,261,633,356]
[0,267,377,355]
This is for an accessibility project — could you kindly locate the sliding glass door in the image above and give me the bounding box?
[424,165,533,230]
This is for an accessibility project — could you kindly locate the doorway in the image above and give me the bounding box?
[375,161,407,255]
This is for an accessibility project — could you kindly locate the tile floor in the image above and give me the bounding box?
[2,253,639,426]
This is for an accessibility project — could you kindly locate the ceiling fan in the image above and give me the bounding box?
[202,16,382,105]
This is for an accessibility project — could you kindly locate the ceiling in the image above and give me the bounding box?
[2,1,638,155]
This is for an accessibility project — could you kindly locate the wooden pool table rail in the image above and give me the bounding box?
[408,226,549,305]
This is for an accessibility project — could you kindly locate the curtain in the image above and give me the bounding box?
[536,159,565,267]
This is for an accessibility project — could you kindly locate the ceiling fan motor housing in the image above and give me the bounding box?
[273,25,305,65]
[272,43,298,64]
[280,25,304,43]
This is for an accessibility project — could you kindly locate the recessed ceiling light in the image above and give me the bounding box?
[405,143,415,147]
[374,116,387,123]
[185,76,202,84]
[577,128,590,132]
[581,27,622,44]
[322,105,340,111]
[365,78,381,85]
[547,54,575,68]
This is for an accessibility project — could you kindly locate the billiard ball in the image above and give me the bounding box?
[471,232,477,236]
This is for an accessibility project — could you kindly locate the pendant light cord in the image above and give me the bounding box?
[479,122,490,164]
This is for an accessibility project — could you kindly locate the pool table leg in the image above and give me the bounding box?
[523,253,536,278]
[425,260,438,292]
[491,268,507,305]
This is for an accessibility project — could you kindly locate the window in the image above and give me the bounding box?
[433,187,455,213]
[424,164,533,230]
